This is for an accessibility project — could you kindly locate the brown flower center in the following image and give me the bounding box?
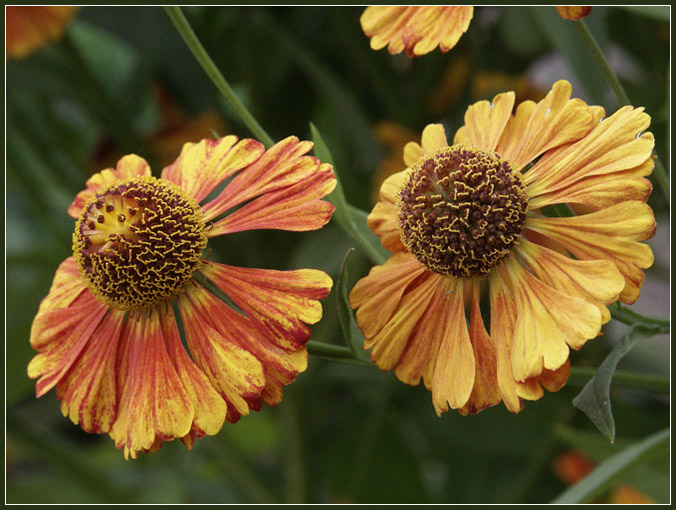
[398,143,528,278]
[73,176,207,310]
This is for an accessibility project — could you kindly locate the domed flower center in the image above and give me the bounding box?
[398,143,528,278]
[73,176,207,311]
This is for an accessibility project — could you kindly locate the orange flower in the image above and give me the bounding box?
[350,80,655,416]
[360,6,474,58]
[28,135,336,458]
[556,6,592,21]
[5,6,80,59]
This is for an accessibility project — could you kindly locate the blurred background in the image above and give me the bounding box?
[5,6,670,504]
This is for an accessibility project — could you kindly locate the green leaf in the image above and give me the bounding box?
[616,6,670,21]
[572,323,668,442]
[551,428,669,503]
[336,248,370,361]
[311,123,389,266]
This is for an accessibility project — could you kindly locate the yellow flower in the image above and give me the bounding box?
[350,80,655,415]
[5,6,80,59]
[28,135,336,458]
[360,6,474,58]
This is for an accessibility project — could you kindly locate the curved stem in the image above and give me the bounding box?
[164,6,275,148]
[568,366,670,394]
[574,19,670,204]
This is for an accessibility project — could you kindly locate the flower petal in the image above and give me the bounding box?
[206,164,335,236]
[453,91,515,152]
[55,310,125,434]
[404,141,425,167]
[28,288,109,398]
[178,283,266,422]
[421,123,449,155]
[430,278,475,414]
[496,80,594,170]
[526,201,655,303]
[516,239,625,324]
[202,261,331,349]
[110,309,194,459]
[161,136,265,204]
[525,106,654,209]
[403,6,473,56]
[501,257,602,381]
[360,6,416,54]
[68,155,151,218]
[350,252,427,340]
[157,306,227,449]
[458,282,501,415]
[368,169,410,253]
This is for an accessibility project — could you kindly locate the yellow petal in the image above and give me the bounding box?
[403,141,425,167]
[453,91,515,152]
[421,123,449,155]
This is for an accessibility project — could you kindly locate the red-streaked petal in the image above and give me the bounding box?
[201,261,332,351]
[28,289,109,397]
[496,80,594,170]
[68,155,151,218]
[501,257,602,381]
[160,136,264,204]
[525,106,654,208]
[453,92,515,152]
[350,252,427,339]
[430,278,475,415]
[110,309,194,460]
[157,308,227,448]
[178,285,266,423]
[206,164,335,235]
[201,136,325,221]
[458,283,501,415]
[516,239,625,324]
[56,310,125,433]
[526,201,656,303]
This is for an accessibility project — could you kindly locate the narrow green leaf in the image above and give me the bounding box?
[551,428,669,503]
[311,123,389,266]
[572,323,668,442]
[336,248,370,361]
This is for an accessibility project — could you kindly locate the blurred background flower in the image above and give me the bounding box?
[5,5,670,504]
[5,6,80,59]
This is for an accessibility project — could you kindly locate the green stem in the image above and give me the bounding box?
[568,367,670,394]
[609,303,670,331]
[163,6,275,148]
[574,19,670,204]
[306,340,371,365]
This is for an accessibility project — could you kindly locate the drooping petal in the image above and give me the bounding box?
[201,136,327,222]
[350,252,427,340]
[453,92,515,152]
[178,284,266,423]
[157,306,227,449]
[516,239,625,324]
[368,169,411,253]
[201,261,332,350]
[526,201,655,303]
[55,309,124,434]
[496,80,594,170]
[360,6,473,58]
[68,155,151,218]
[110,309,195,460]
[500,256,602,381]
[206,164,335,236]
[28,288,109,398]
[525,106,654,209]
[458,282,501,415]
[160,136,265,204]
[430,278,475,415]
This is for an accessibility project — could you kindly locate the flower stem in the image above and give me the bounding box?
[163,6,275,148]
[306,340,371,365]
[574,19,670,204]
[568,367,670,394]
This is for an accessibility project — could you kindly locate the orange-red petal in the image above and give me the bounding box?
[6,6,79,59]
[110,309,194,460]
[556,6,591,20]
[68,155,151,218]
[160,136,265,204]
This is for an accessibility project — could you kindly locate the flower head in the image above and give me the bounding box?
[29,135,336,458]
[350,80,655,415]
[556,6,592,21]
[5,6,80,59]
[360,6,473,58]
